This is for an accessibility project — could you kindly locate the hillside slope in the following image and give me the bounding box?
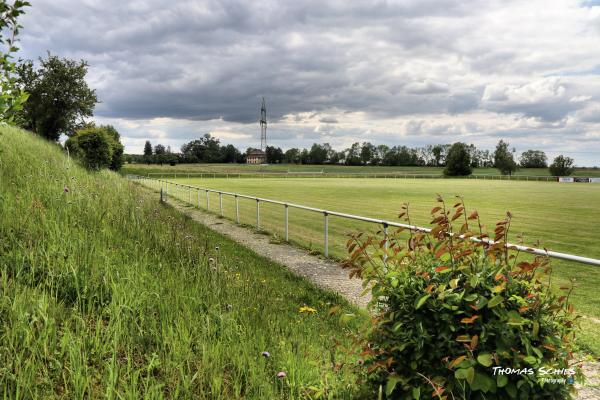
[0,126,366,399]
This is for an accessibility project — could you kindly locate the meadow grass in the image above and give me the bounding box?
[159,176,600,355]
[0,126,370,399]
[123,163,600,177]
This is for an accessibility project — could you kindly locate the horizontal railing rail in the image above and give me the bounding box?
[128,175,600,267]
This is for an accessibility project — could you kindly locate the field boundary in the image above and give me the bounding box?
[145,171,600,183]
[130,175,600,267]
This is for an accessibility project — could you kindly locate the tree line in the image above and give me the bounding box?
[134,138,576,176]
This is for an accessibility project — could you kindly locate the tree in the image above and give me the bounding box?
[180,134,222,163]
[520,150,548,168]
[494,139,518,175]
[16,54,97,140]
[266,146,284,164]
[0,0,30,123]
[65,126,124,171]
[444,142,472,176]
[345,142,362,166]
[221,144,241,163]
[360,142,375,165]
[549,155,575,176]
[143,140,153,164]
[284,148,300,164]
[309,143,328,164]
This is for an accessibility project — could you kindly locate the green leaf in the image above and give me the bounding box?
[414,294,431,310]
[523,356,537,365]
[455,367,475,384]
[505,382,517,398]
[470,371,496,393]
[497,373,508,388]
[487,295,504,308]
[385,376,401,396]
[477,353,493,367]
[412,386,421,399]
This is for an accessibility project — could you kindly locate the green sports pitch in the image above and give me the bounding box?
[149,175,600,353]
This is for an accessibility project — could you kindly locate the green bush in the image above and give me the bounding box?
[345,197,582,399]
[65,125,124,171]
[444,142,472,176]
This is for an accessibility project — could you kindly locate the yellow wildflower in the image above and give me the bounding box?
[299,306,317,314]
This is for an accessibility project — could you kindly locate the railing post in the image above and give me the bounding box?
[324,211,329,257]
[235,195,240,223]
[188,186,191,203]
[197,189,200,208]
[206,190,210,209]
[383,222,388,263]
[256,199,260,230]
[284,204,289,242]
[219,192,223,216]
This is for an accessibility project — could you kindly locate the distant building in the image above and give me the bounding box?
[247,148,266,164]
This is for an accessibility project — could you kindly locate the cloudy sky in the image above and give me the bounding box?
[18,0,600,165]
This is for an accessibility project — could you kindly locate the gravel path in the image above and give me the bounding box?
[166,197,598,399]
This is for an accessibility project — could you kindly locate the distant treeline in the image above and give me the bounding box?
[128,134,553,169]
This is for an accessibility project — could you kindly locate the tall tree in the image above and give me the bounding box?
[143,140,153,164]
[444,142,472,176]
[16,54,97,140]
[266,146,284,164]
[309,143,328,164]
[520,150,547,168]
[284,148,300,164]
[549,155,575,176]
[494,140,518,175]
[0,0,30,123]
[180,134,222,163]
[360,142,375,165]
[345,142,362,166]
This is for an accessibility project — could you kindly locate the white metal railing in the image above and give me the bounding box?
[128,175,600,267]
[143,171,600,183]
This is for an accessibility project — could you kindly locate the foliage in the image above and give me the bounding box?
[494,140,518,175]
[344,197,582,399]
[0,0,30,123]
[444,142,473,176]
[549,155,575,177]
[16,54,97,140]
[180,134,224,163]
[0,126,368,398]
[65,125,124,171]
[520,150,548,168]
[266,145,284,163]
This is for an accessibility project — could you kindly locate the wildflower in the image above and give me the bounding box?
[63,186,70,193]
[215,245,220,251]
[357,359,364,365]
[226,304,233,311]
[299,306,317,314]
[261,351,270,358]
[277,371,286,378]
[209,257,215,263]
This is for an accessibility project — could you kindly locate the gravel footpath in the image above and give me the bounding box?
[166,197,598,399]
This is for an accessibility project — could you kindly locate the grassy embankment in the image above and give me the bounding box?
[123,163,600,177]
[0,126,368,399]
[158,176,600,355]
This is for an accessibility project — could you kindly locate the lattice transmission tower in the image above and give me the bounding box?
[260,97,267,151]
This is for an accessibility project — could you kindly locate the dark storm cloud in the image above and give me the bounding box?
[19,0,491,123]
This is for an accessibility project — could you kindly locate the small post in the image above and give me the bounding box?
[197,189,200,208]
[383,222,388,263]
[188,186,191,203]
[324,212,329,257]
[235,195,240,223]
[256,199,260,230]
[206,190,210,209]
[284,204,289,242]
[219,192,223,216]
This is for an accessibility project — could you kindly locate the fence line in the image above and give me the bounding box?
[143,171,600,183]
[128,175,600,267]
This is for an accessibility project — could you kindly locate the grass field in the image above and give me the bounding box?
[154,176,600,354]
[123,162,600,177]
[0,127,370,398]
